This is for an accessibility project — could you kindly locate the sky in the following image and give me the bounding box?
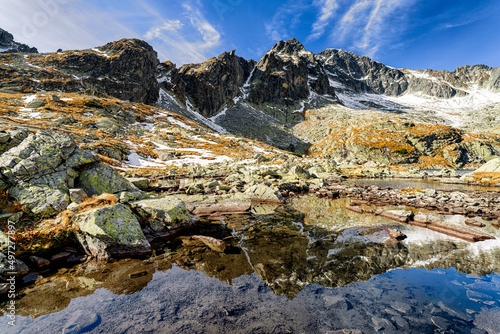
[1,0,499,71]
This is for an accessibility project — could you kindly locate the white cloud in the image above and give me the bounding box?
[308,0,339,41]
[141,0,222,64]
[0,0,139,53]
[144,20,183,40]
[333,0,416,57]
[0,0,222,66]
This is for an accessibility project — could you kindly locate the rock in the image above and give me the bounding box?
[25,98,46,109]
[29,256,50,268]
[69,188,87,203]
[0,28,38,53]
[379,210,414,222]
[130,197,192,233]
[76,162,137,197]
[118,190,145,203]
[0,231,8,250]
[127,177,150,190]
[383,227,407,241]
[73,204,152,260]
[465,219,486,228]
[192,235,226,252]
[0,130,100,216]
[0,258,29,278]
[244,184,284,203]
[0,283,8,295]
[95,117,119,134]
[50,95,62,102]
[50,252,72,262]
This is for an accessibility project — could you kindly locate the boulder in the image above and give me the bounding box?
[244,184,284,203]
[25,98,46,109]
[130,197,192,234]
[0,130,100,216]
[73,204,152,260]
[76,162,137,197]
[69,188,87,203]
[473,158,500,173]
[127,177,150,190]
[0,257,29,278]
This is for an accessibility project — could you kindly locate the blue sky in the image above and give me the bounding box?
[1,0,499,71]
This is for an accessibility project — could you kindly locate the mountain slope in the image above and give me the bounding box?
[0,28,38,54]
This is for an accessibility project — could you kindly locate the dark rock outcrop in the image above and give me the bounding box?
[0,28,38,54]
[175,50,255,118]
[3,39,159,104]
[248,38,334,107]
[317,48,408,96]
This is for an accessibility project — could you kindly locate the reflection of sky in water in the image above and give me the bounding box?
[2,196,499,333]
[343,178,500,192]
[2,266,498,334]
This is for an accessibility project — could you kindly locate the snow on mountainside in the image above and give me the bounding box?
[158,38,500,153]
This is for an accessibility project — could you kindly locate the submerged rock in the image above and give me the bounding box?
[73,204,152,260]
[192,235,226,253]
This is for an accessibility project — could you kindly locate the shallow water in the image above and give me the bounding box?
[1,197,499,333]
[343,177,500,192]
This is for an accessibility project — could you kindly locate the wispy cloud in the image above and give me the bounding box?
[265,0,308,41]
[333,0,416,57]
[0,0,222,65]
[141,0,222,64]
[0,0,139,52]
[144,20,183,40]
[308,0,339,41]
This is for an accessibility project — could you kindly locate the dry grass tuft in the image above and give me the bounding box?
[76,193,118,213]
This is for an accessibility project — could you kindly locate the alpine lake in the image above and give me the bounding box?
[1,180,499,334]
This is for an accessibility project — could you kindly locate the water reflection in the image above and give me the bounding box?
[343,177,500,192]
[1,197,499,333]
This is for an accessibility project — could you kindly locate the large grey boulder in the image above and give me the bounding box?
[245,184,284,203]
[0,130,99,216]
[73,204,152,260]
[130,197,192,236]
[0,129,137,216]
[76,162,137,197]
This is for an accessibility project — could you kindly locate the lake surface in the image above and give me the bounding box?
[343,177,500,192]
[2,197,499,333]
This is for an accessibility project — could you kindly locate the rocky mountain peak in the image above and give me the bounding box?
[270,37,307,55]
[0,27,38,53]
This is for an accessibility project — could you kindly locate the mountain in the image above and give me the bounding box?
[0,28,38,54]
[0,38,158,104]
[2,29,500,168]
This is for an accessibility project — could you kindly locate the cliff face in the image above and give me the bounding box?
[248,38,334,106]
[176,50,255,118]
[0,38,159,104]
[0,28,38,54]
